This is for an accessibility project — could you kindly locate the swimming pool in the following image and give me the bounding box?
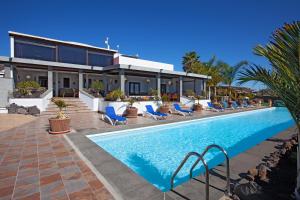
[87,108,294,191]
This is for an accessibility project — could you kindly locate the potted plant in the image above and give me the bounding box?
[194,95,203,112]
[105,89,124,101]
[90,80,104,97]
[159,94,170,113]
[126,98,138,118]
[48,99,71,134]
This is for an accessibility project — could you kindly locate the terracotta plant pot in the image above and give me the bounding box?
[126,107,138,118]
[159,105,170,114]
[194,104,203,112]
[49,118,71,134]
[268,99,273,107]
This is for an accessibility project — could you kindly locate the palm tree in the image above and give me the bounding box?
[238,21,300,195]
[182,51,200,72]
[219,61,248,97]
[203,56,223,97]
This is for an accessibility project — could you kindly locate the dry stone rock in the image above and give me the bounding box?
[17,107,28,115]
[233,181,262,200]
[28,106,40,116]
[257,164,269,181]
[247,168,258,177]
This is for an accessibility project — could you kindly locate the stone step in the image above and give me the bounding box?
[46,106,90,111]
[44,97,93,115]
[51,98,84,102]
[41,110,94,116]
[47,104,88,109]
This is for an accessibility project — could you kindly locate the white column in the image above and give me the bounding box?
[10,36,14,57]
[119,69,125,94]
[203,80,207,97]
[55,72,59,97]
[79,70,83,90]
[157,73,161,97]
[179,76,183,97]
[47,67,53,90]
[85,73,89,88]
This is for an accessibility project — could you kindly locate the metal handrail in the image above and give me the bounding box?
[190,144,231,196]
[170,152,210,200]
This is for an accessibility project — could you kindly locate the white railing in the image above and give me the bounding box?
[79,90,99,111]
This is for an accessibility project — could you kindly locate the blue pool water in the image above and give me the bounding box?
[87,108,294,191]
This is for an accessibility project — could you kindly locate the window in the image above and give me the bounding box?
[88,52,113,66]
[63,78,70,88]
[58,45,86,65]
[14,39,56,61]
[161,84,167,94]
[129,82,140,95]
[38,76,48,88]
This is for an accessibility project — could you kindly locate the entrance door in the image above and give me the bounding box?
[161,84,167,94]
[129,82,140,95]
[63,78,70,88]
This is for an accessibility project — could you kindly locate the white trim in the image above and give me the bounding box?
[9,31,117,53]
[10,36,14,57]
[87,107,274,138]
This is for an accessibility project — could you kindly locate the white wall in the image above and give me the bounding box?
[79,90,99,111]
[99,100,162,115]
[9,91,53,111]
[115,55,174,71]
[180,96,210,108]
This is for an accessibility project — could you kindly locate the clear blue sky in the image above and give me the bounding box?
[0,0,299,89]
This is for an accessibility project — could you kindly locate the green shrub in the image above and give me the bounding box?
[90,80,104,91]
[185,89,195,97]
[105,89,124,101]
[161,94,169,105]
[149,88,158,96]
[16,81,40,89]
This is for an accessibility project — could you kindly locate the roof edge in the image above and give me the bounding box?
[8,31,118,53]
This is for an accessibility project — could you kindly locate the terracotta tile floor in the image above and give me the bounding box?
[0,107,263,200]
[0,114,113,200]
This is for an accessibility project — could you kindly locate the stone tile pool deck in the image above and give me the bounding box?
[0,107,295,200]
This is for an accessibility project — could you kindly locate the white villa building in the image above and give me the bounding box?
[0,32,210,114]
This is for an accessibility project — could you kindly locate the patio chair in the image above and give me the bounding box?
[104,106,127,126]
[144,105,167,120]
[243,100,255,108]
[207,102,224,112]
[173,103,193,116]
[231,101,241,109]
[222,101,234,110]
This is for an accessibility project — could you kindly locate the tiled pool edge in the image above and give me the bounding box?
[64,107,273,200]
[65,129,169,200]
[63,134,124,200]
[87,107,275,138]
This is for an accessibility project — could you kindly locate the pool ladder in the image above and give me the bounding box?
[170,144,231,200]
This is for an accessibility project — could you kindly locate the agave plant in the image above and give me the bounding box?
[238,21,300,194]
[51,99,68,119]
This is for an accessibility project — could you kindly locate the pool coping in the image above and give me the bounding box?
[64,107,279,200]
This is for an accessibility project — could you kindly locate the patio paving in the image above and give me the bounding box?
[0,113,113,200]
[0,106,291,200]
